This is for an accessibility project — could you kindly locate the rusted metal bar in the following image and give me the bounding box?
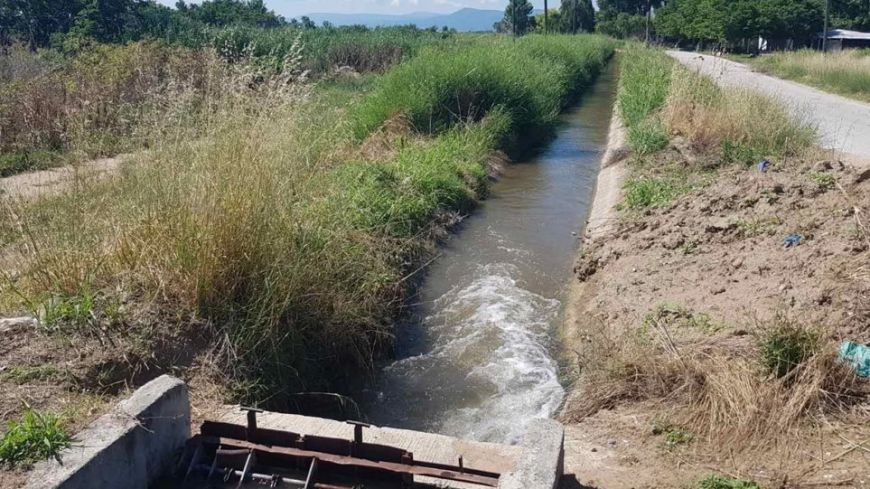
[189,464,351,489]
[193,435,500,487]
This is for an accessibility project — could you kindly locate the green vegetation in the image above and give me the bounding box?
[759,322,819,378]
[1,35,615,405]
[621,175,686,209]
[809,171,837,190]
[750,50,870,103]
[0,366,63,385]
[353,35,614,139]
[698,475,761,489]
[617,46,673,154]
[0,409,72,469]
[735,216,782,237]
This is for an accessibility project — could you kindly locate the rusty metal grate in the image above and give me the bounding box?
[179,408,501,488]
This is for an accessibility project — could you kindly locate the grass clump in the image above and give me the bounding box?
[751,49,870,103]
[758,322,819,379]
[663,67,815,162]
[698,475,760,489]
[621,175,686,209]
[809,171,836,190]
[0,409,72,469]
[735,216,782,237]
[1,366,62,384]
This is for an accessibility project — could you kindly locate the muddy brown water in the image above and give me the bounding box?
[356,64,618,445]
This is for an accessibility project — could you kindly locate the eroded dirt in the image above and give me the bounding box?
[561,151,870,488]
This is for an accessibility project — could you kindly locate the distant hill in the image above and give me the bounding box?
[305,8,518,32]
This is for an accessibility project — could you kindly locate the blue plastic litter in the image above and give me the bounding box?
[758,159,771,173]
[783,234,804,248]
[838,341,870,378]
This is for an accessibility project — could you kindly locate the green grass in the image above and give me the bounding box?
[621,175,686,209]
[750,49,870,103]
[698,475,761,489]
[1,365,63,384]
[352,34,614,140]
[617,45,674,154]
[1,34,616,406]
[759,322,819,379]
[0,409,72,469]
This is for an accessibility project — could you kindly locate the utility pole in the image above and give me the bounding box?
[544,0,548,34]
[645,0,651,45]
[822,0,829,53]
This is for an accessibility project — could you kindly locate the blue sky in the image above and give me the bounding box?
[157,1,554,18]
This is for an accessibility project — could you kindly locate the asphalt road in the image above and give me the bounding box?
[668,50,870,160]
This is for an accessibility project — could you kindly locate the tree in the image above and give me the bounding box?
[831,0,870,31]
[500,0,534,35]
[560,0,595,33]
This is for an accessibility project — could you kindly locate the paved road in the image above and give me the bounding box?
[668,50,870,160]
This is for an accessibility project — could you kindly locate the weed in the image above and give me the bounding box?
[809,171,836,190]
[621,176,684,209]
[679,240,700,255]
[735,216,782,237]
[0,408,72,469]
[758,322,819,378]
[664,427,693,449]
[644,303,723,334]
[39,290,97,330]
[698,475,761,489]
[1,365,62,384]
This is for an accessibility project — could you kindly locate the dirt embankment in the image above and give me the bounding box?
[559,108,870,488]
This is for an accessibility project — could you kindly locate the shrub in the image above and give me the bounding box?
[0,409,72,469]
[758,323,819,378]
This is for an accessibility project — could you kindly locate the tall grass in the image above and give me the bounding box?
[352,34,615,140]
[617,45,816,162]
[1,35,615,406]
[617,45,673,154]
[752,49,870,103]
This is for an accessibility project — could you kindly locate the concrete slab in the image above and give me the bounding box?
[497,418,565,489]
[26,375,190,489]
[213,406,524,488]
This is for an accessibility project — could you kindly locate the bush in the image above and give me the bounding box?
[759,323,819,378]
[0,409,72,469]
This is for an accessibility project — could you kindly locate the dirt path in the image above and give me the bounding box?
[0,155,127,201]
[668,51,870,160]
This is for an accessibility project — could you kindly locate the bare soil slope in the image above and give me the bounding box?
[561,147,870,487]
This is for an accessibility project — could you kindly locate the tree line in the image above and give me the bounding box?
[0,0,453,52]
[498,0,869,48]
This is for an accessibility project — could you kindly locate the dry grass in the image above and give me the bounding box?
[752,49,870,103]
[663,66,816,164]
[565,314,864,443]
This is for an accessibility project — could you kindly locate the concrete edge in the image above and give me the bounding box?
[26,375,190,489]
[497,418,565,489]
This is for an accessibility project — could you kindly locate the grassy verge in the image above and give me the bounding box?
[747,49,870,103]
[1,35,614,408]
[567,45,867,447]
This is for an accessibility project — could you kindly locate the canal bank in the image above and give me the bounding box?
[356,62,619,445]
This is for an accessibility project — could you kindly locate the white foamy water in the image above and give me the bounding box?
[383,263,564,443]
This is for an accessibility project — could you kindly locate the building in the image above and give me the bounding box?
[817,29,870,51]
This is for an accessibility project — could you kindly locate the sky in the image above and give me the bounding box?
[157,0,552,18]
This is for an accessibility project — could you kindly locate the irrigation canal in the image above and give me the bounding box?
[356,63,618,445]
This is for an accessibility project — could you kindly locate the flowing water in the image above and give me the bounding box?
[357,65,617,445]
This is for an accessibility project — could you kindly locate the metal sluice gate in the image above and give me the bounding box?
[179,408,501,488]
